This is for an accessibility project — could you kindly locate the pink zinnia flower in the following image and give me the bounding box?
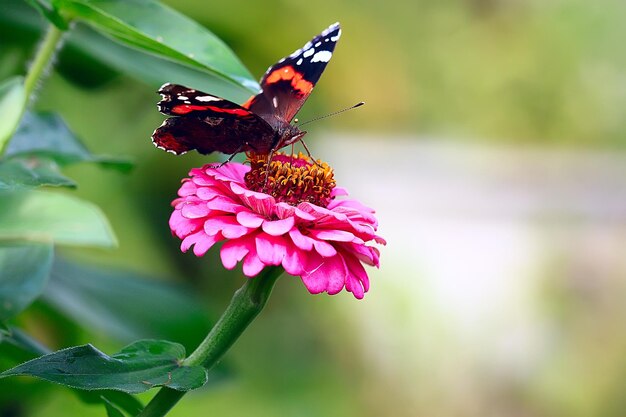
[169,152,385,299]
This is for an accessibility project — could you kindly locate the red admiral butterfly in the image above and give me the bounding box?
[152,22,341,157]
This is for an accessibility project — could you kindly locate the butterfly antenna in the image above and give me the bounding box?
[296,101,365,127]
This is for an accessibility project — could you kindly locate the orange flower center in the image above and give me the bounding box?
[245,152,336,207]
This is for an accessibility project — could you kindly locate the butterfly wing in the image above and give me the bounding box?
[153,84,276,155]
[158,83,261,118]
[243,22,341,123]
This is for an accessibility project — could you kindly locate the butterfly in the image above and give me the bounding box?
[152,22,341,158]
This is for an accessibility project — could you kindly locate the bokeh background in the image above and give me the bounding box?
[3,0,626,416]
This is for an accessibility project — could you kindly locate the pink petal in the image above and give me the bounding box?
[192,233,221,257]
[312,239,337,257]
[262,217,295,236]
[328,199,375,216]
[236,211,265,228]
[180,230,222,256]
[343,254,370,299]
[323,255,349,295]
[189,167,207,178]
[181,202,209,219]
[294,206,317,221]
[204,216,250,239]
[343,242,379,266]
[289,228,314,251]
[206,196,243,213]
[330,186,349,198]
[222,225,250,239]
[172,197,185,209]
[178,180,197,197]
[220,238,254,269]
[190,169,220,186]
[299,202,346,221]
[180,230,204,252]
[196,187,221,201]
[300,254,327,295]
[309,229,356,242]
[274,202,296,219]
[242,252,265,276]
[282,246,306,275]
[230,183,275,217]
[209,163,249,183]
[346,219,378,238]
[170,210,202,238]
[255,234,287,266]
[301,254,348,296]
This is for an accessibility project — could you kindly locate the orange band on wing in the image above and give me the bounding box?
[172,104,251,116]
[241,96,255,109]
[265,66,313,95]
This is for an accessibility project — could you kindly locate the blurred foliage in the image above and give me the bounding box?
[2,0,626,416]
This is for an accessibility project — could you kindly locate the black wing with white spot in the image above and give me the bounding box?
[243,22,341,123]
[157,83,259,119]
[153,83,276,155]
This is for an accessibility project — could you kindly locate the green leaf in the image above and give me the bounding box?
[0,190,117,247]
[102,396,126,417]
[76,389,144,417]
[53,0,258,92]
[0,157,76,190]
[0,327,144,415]
[0,77,27,154]
[0,340,208,393]
[0,242,53,321]
[0,322,9,337]
[63,25,254,100]
[6,112,133,171]
[0,4,251,100]
[44,258,212,350]
[78,391,144,417]
[0,326,51,357]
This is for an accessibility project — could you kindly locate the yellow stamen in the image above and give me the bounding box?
[245,152,336,207]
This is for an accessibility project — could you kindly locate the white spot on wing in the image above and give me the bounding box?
[177,96,188,100]
[272,97,278,108]
[330,29,341,42]
[311,50,332,63]
[303,48,315,58]
[315,41,321,47]
[297,58,303,65]
[196,96,220,102]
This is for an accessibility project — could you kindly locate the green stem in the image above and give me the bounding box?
[0,24,65,157]
[23,24,65,101]
[137,267,283,417]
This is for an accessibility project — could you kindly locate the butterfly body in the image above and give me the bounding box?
[152,22,341,156]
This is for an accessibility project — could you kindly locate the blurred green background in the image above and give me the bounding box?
[3,0,626,416]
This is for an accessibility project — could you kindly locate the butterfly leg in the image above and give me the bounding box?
[289,144,295,167]
[211,144,245,168]
[262,148,278,192]
[298,139,323,168]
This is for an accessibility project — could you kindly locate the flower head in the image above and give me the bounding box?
[169,152,385,299]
